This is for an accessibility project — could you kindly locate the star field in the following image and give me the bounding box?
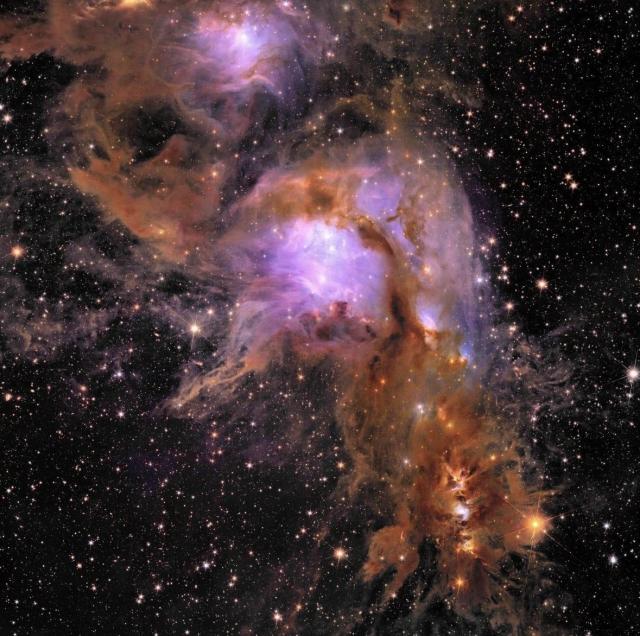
[1,1,639,635]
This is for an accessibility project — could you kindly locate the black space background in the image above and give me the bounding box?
[1,2,639,635]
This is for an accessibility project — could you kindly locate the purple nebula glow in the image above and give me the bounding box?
[196,12,301,93]
[356,175,403,218]
[269,219,389,320]
[416,300,441,331]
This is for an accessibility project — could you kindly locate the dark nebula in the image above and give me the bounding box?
[0,1,638,635]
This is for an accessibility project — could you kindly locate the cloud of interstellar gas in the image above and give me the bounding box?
[2,0,566,632]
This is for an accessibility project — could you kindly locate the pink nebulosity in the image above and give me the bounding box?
[269,219,389,321]
[195,9,309,96]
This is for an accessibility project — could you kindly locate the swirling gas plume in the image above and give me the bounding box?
[176,141,554,629]
[1,0,564,632]
[2,0,320,256]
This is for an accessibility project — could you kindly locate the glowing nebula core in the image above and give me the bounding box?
[0,0,567,633]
